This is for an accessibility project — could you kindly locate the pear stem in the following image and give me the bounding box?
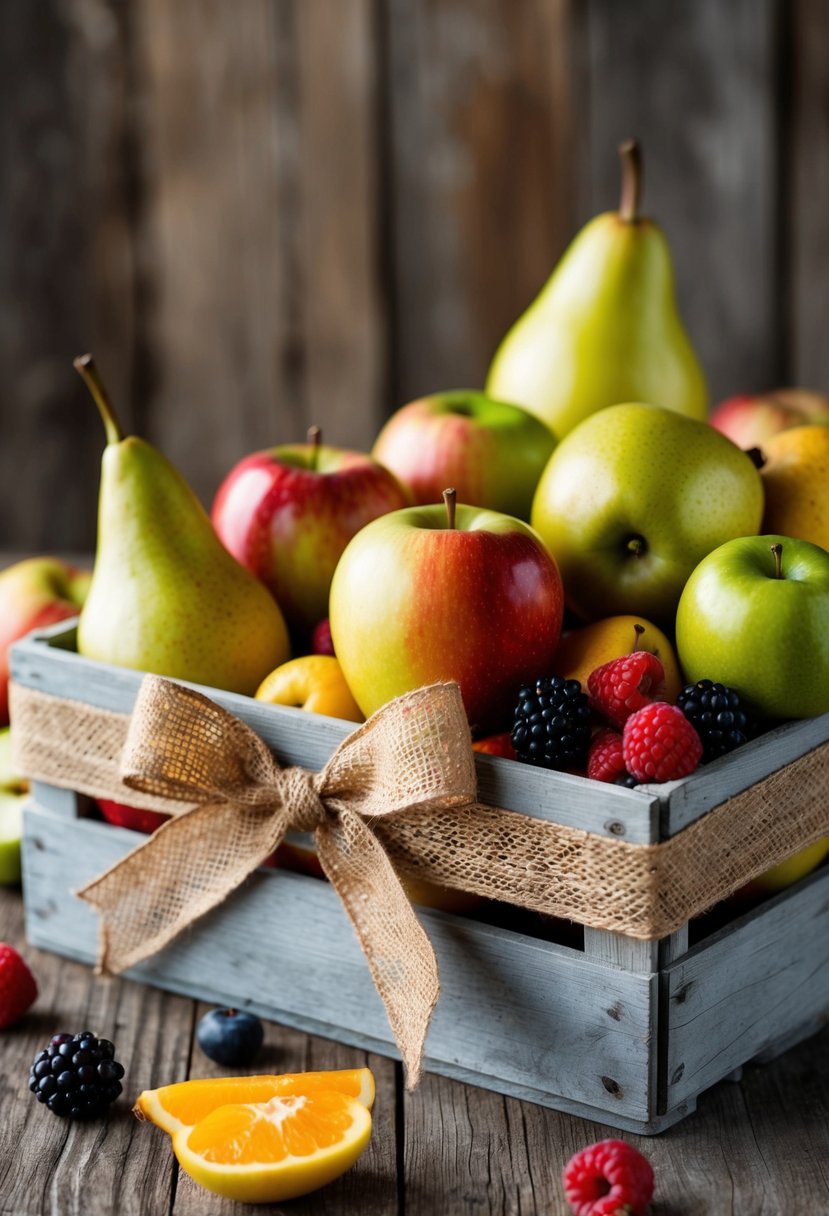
[618,139,643,222]
[443,487,457,529]
[307,425,322,472]
[632,623,645,653]
[74,354,123,446]
[771,542,783,579]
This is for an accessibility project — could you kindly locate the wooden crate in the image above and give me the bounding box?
[12,622,829,1135]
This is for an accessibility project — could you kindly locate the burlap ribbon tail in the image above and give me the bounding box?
[65,676,479,1088]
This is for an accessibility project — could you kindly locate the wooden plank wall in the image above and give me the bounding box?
[0,0,824,550]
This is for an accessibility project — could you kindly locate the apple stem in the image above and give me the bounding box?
[626,536,646,558]
[443,487,457,529]
[307,425,322,472]
[632,624,645,653]
[618,139,643,222]
[771,542,784,579]
[74,354,123,446]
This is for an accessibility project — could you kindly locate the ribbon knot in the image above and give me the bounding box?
[279,767,327,833]
[76,673,478,1087]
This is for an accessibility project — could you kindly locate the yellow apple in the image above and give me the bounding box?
[553,614,684,701]
[255,655,364,723]
[760,425,829,550]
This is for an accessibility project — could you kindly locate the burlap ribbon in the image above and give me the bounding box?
[74,675,478,1088]
[11,677,829,953]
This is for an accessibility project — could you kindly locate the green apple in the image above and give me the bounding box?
[371,390,556,520]
[675,536,829,719]
[0,727,27,885]
[530,402,764,623]
[328,494,565,734]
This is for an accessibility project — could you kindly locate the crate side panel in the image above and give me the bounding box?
[11,631,663,841]
[662,712,829,836]
[22,803,656,1121]
[665,866,829,1106]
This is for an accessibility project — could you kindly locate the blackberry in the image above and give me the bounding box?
[28,1031,125,1119]
[676,679,752,763]
[511,676,592,771]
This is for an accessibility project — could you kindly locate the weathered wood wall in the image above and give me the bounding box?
[0,0,825,550]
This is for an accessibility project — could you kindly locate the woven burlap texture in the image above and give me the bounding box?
[11,680,826,943]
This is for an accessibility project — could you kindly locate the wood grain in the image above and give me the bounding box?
[22,802,657,1125]
[0,0,135,551]
[788,0,829,392]
[384,0,582,403]
[5,881,829,1213]
[585,0,781,405]
[665,864,829,1107]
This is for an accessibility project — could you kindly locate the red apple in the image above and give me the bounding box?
[372,390,556,520]
[0,557,91,725]
[311,618,335,656]
[329,490,565,734]
[472,732,517,760]
[212,428,410,638]
[710,388,829,449]
[96,798,169,835]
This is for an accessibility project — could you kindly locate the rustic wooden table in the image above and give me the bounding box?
[1,884,827,1215]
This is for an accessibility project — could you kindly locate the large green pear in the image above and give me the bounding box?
[75,356,290,694]
[486,141,708,437]
[530,403,764,624]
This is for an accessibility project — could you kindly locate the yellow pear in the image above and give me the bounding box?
[75,356,290,695]
[760,425,829,550]
[486,140,708,437]
[554,615,683,702]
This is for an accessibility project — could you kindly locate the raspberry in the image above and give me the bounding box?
[675,679,753,763]
[28,1031,125,1119]
[0,943,38,1029]
[623,702,702,783]
[587,728,628,784]
[588,651,665,730]
[511,676,592,771]
[563,1138,654,1216]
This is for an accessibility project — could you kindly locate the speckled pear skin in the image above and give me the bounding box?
[486,167,708,438]
[78,435,290,695]
[530,403,764,624]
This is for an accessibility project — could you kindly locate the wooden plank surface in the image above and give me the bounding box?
[3,883,829,1213]
[586,0,781,405]
[384,0,583,404]
[22,803,657,1124]
[0,0,135,552]
[788,0,829,392]
[665,864,829,1108]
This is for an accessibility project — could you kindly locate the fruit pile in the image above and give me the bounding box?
[1,138,828,889]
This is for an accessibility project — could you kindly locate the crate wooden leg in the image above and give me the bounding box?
[583,924,689,971]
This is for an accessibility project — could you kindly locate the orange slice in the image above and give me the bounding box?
[134,1068,375,1135]
[172,1090,372,1203]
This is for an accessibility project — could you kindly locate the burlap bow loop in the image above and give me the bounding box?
[76,674,479,1087]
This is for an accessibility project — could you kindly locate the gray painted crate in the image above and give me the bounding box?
[13,623,829,1134]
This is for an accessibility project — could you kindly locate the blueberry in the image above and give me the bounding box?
[196,1008,264,1067]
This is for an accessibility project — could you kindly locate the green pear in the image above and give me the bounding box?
[530,402,764,623]
[75,356,290,694]
[486,140,708,437]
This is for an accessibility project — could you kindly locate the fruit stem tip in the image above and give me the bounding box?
[443,487,457,529]
[74,354,123,446]
[307,425,322,471]
[618,138,643,222]
[771,542,783,579]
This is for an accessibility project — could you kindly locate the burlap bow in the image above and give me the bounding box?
[76,674,478,1087]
